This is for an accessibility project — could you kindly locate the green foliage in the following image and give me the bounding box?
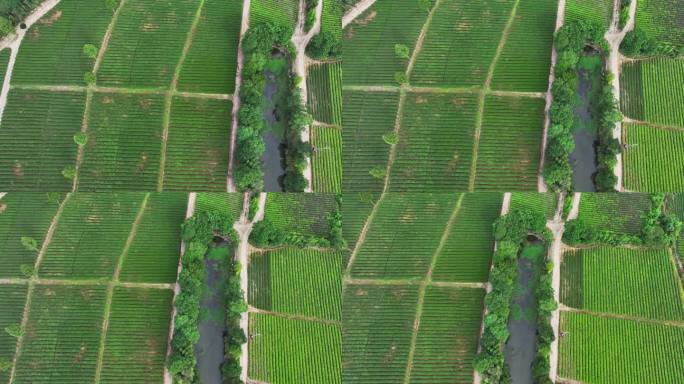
[82,44,98,60]
[20,236,37,252]
[618,0,631,30]
[394,71,408,85]
[304,0,318,31]
[84,71,96,86]
[306,30,341,59]
[62,166,76,180]
[394,43,410,59]
[235,22,294,191]
[104,0,119,12]
[621,28,682,58]
[0,15,13,36]
[382,132,399,145]
[0,358,10,372]
[4,323,24,338]
[169,210,242,384]
[250,218,331,248]
[368,166,385,180]
[20,263,35,278]
[73,132,88,146]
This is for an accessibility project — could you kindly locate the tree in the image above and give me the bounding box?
[84,71,96,86]
[73,132,88,146]
[82,44,98,60]
[20,236,38,252]
[5,324,24,338]
[369,166,385,179]
[394,72,408,85]
[105,0,119,12]
[418,0,431,12]
[46,192,61,204]
[62,166,77,180]
[0,358,11,373]
[394,43,410,59]
[382,132,399,145]
[0,16,14,37]
[20,264,35,278]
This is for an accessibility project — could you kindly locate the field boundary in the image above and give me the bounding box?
[467,0,521,191]
[344,277,487,288]
[622,116,684,132]
[10,83,232,99]
[248,306,341,326]
[559,304,684,328]
[157,0,207,191]
[93,193,150,383]
[342,84,545,99]
[72,0,127,192]
[7,192,71,384]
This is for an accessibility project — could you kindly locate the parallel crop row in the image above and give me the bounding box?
[559,312,684,384]
[634,0,684,50]
[350,193,457,279]
[263,193,336,237]
[0,193,62,278]
[432,193,501,282]
[510,192,558,220]
[342,284,419,383]
[564,0,613,30]
[100,287,173,383]
[307,62,343,126]
[411,0,513,87]
[561,247,684,321]
[120,193,187,284]
[0,285,28,383]
[195,192,244,218]
[249,0,299,27]
[576,193,650,235]
[311,126,342,193]
[623,123,684,192]
[249,313,341,383]
[249,248,341,321]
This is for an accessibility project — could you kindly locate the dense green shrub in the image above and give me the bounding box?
[544,20,621,192]
[306,30,341,59]
[250,218,330,248]
[621,28,682,58]
[304,0,318,32]
[168,211,243,384]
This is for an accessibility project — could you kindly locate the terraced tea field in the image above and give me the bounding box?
[620,59,684,191]
[574,192,649,235]
[342,0,557,192]
[342,192,499,382]
[0,192,185,383]
[0,0,243,191]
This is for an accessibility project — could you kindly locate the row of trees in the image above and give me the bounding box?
[475,209,554,383]
[563,193,682,246]
[168,211,245,384]
[543,21,620,192]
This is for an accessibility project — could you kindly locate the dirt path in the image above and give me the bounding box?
[343,195,383,277]
[342,0,377,29]
[157,0,206,191]
[164,192,196,384]
[72,0,126,191]
[0,0,61,126]
[605,0,637,191]
[381,0,442,194]
[560,304,684,328]
[234,192,266,383]
[343,84,546,99]
[291,0,323,192]
[94,193,150,384]
[622,116,684,131]
[227,0,251,192]
[11,83,231,99]
[345,277,487,289]
[247,306,341,326]
[547,193,566,382]
[0,192,6,200]
[404,194,465,384]
[468,0,520,191]
[8,192,70,384]
[539,0,566,192]
[567,192,581,220]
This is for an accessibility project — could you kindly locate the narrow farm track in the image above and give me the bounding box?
[403,194,467,384]
[539,0,566,192]
[622,116,684,131]
[94,193,150,384]
[382,0,443,194]
[344,277,487,289]
[0,278,173,290]
[157,0,206,191]
[559,304,684,328]
[548,193,566,382]
[247,306,341,326]
[72,0,127,191]
[343,194,383,277]
[164,192,196,384]
[10,83,231,99]
[8,192,71,384]
[341,0,377,29]
[236,192,266,383]
[0,0,61,125]
[468,0,520,191]
[342,84,545,98]
[227,0,251,192]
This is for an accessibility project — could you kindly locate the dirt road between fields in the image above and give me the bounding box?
[0,0,61,125]
[227,0,251,192]
[547,193,567,382]
[234,192,266,382]
[605,0,636,191]
[342,0,377,29]
[539,0,566,192]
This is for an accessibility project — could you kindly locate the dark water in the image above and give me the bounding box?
[505,241,544,384]
[569,68,598,192]
[262,64,286,192]
[195,249,227,384]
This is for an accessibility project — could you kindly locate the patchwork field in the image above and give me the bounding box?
[0,0,243,191]
[0,192,183,382]
[341,0,556,191]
